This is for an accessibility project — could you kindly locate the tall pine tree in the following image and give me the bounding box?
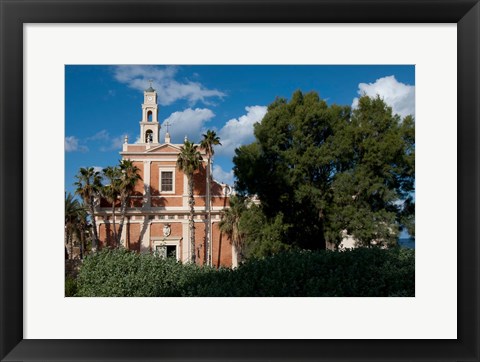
[234,91,414,251]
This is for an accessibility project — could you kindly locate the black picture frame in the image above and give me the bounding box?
[1,1,478,361]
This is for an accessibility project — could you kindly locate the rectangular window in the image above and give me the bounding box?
[161,171,173,192]
[155,245,176,259]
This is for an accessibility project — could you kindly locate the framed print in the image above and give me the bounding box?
[0,0,479,361]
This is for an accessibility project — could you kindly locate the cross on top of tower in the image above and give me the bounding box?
[146,79,155,92]
[163,121,172,144]
[164,121,172,133]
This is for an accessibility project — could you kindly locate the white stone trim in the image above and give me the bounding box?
[140,216,151,253]
[182,222,189,262]
[143,160,152,207]
[98,218,188,225]
[146,143,183,153]
[117,203,219,212]
[232,243,238,268]
[96,209,223,217]
[147,194,227,199]
[149,195,184,198]
[183,173,188,208]
[118,155,181,159]
[96,212,222,220]
[128,194,227,199]
[120,216,129,248]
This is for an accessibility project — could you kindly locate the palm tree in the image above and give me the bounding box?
[102,166,122,246]
[117,159,142,248]
[75,204,89,259]
[219,195,247,264]
[65,192,91,259]
[200,130,221,266]
[74,167,102,251]
[177,140,203,263]
[65,192,81,259]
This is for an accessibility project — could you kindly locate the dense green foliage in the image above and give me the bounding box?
[177,140,203,263]
[101,165,122,245]
[237,201,292,258]
[233,91,415,252]
[218,195,249,261]
[116,159,143,248]
[65,276,78,297]
[75,248,414,297]
[65,192,89,259]
[71,160,143,254]
[74,167,103,249]
[76,248,204,297]
[200,130,222,266]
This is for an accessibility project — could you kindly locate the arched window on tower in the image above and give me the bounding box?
[147,111,153,122]
[145,130,153,143]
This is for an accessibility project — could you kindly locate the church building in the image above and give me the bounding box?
[95,85,236,268]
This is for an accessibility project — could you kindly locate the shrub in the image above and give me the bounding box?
[77,248,205,297]
[193,247,414,297]
[76,247,414,297]
[65,276,78,297]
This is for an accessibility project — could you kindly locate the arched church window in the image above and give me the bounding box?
[145,130,153,143]
[147,111,153,122]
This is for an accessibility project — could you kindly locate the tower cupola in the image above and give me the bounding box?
[139,80,160,144]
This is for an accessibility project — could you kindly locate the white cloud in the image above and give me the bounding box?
[352,75,415,119]
[86,129,109,142]
[212,164,234,186]
[216,105,267,157]
[161,108,215,144]
[84,130,127,152]
[92,166,104,174]
[99,134,126,152]
[65,136,88,152]
[113,65,225,106]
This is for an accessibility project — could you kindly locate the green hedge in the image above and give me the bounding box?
[75,247,414,297]
[65,276,78,297]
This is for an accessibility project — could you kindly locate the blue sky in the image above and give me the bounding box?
[65,65,415,196]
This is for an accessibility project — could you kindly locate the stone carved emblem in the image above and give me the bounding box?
[163,224,171,237]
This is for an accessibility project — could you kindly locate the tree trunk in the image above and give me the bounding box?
[111,203,118,247]
[65,223,70,259]
[318,208,326,250]
[188,175,196,264]
[89,197,99,252]
[235,231,244,264]
[117,198,128,249]
[205,157,211,266]
[69,230,74,260]
[80,228,84,259]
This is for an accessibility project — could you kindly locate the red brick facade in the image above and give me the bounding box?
[95,88,235,267]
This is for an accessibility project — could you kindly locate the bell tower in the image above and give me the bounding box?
[139,80,160,144]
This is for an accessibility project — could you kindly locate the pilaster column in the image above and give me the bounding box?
[232,243,238,268]
[182,174,188,208]
[182,221,189,262]
[143,160,151,208]
[121,216,129,248]
[140,216,151,253]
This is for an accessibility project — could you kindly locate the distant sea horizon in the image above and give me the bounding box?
[398,238,415,249]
